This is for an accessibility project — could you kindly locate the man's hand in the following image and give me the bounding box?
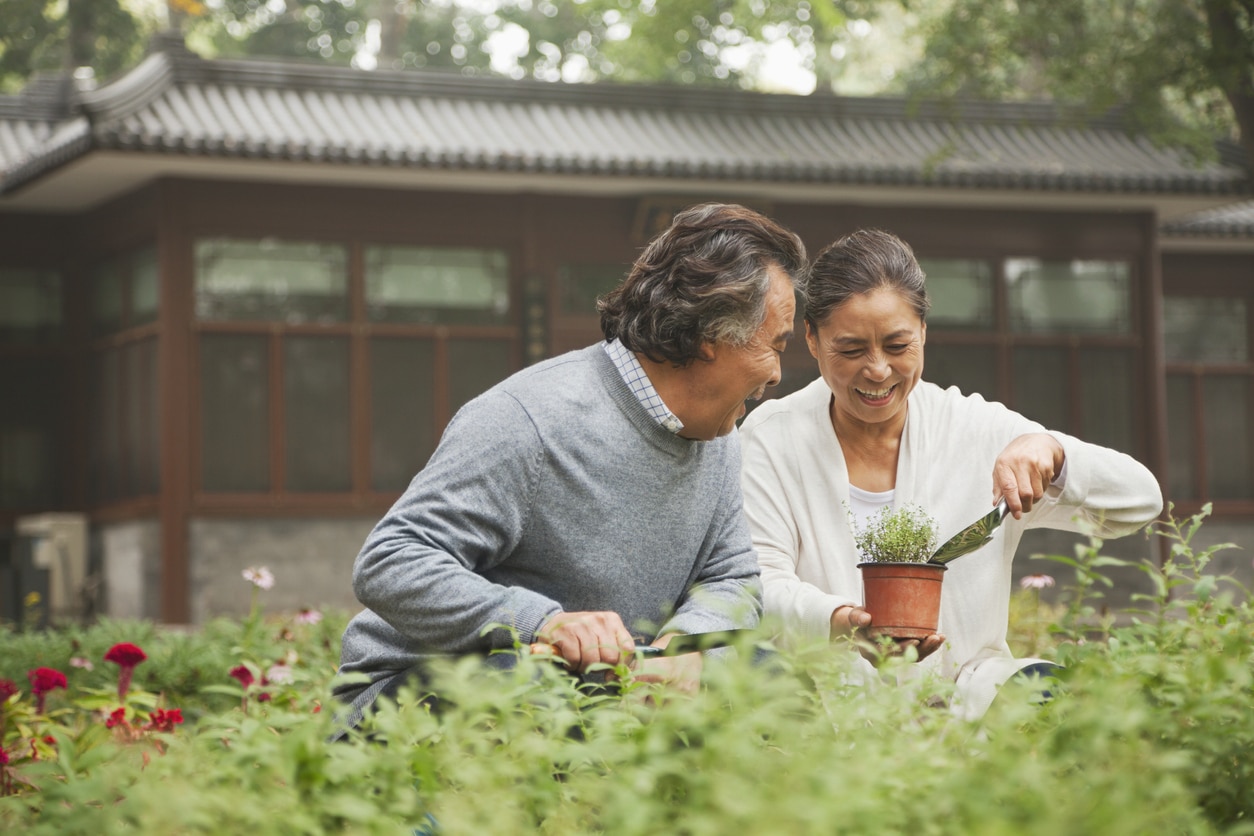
[993,433,1066,519]
[830,605,944,665]
[530,610,635,672]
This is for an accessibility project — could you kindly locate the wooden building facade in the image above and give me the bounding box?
[1,34,1250,623]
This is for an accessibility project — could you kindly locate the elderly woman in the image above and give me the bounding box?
[739,228,1163,718]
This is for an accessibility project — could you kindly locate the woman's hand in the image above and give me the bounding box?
[830,605,944,664]
[633,633,704,695]
[992,433,1066,519]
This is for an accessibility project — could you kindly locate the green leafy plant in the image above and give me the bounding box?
[2,510,1251,834]
[854,504,940,563]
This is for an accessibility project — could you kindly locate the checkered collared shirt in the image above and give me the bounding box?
[603,339,684,434]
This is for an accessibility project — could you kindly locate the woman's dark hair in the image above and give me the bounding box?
[804,228,930,329]
[598,203,807,366]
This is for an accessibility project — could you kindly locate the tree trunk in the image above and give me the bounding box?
[1202,0,1254,172]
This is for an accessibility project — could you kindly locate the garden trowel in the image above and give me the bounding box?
[928,499,1009,565]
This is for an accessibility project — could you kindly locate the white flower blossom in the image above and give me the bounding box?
[1019,574,1055,590]
[243,566,275,590]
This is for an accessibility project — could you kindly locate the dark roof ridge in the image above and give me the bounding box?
[81,32,1145,132]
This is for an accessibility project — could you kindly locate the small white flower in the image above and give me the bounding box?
[1020,574,1055,590]
[266,663,294,685]
[243,566,275,590]
[69,657,93,671]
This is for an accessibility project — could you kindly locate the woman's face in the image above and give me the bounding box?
[806,286,926,434]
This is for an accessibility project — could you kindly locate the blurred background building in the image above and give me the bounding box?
[1,32,1250,624]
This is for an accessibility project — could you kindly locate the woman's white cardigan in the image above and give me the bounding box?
[739,377,1163,718]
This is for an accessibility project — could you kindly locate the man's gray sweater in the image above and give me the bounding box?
[335,344,763,710]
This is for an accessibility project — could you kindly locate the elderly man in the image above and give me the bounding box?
[334,203,806,724]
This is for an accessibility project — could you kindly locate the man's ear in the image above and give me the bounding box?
[695,341,717,362]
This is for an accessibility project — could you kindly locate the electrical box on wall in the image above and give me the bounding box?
[16,513,88,623]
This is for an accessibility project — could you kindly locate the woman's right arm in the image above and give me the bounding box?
[740,414,858,646]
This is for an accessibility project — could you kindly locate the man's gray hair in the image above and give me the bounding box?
[598,203,807,366]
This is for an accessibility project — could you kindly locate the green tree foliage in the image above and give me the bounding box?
[0,0,150,93]
[4,1,1251,166]
[900,0,1253,163]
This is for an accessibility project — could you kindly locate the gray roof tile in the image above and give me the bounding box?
[1161,200,1254,237]
[0,35,1249,199]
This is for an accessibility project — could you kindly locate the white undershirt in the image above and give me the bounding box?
[847,484,895,562]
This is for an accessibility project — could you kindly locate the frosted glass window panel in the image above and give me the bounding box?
[1203,376,1253,500]
[1163,297,1247,363]
[1079,348,1136,455]
[195,238,348,323]
[448,339,512,417]
[0,427,53,507]
[1006,259,1131,334]
[558,263,627,316]
[93,260,126,335]
[0,269,61,343]
[925,344,997,398]
[200,335,269,492]
[1012,346,1069,431]
[366,246,510,325]
[370,338,436,492]
[0,356,61,506]
[918,259,994,330]
[132,248,160,326]
[91,349,122,501]
[1165,375,1196,500]
[284,337,351,492]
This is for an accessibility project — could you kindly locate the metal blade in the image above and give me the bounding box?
[928,499,1008,565]
[636,629,757,657]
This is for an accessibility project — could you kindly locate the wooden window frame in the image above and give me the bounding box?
[191,238,522,514]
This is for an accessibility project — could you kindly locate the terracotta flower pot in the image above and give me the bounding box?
[858,562,947,640]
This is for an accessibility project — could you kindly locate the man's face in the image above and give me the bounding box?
[683,265,795,440]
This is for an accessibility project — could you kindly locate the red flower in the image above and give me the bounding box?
[0,746,7,765]
[27,667,66,714]
[105,643,148,701]
[0,679,17,703]
[105,707,129,729]
[256,692,272,703]
[228,665,254,688]
[105,642,147,667]
[146,708,184,733]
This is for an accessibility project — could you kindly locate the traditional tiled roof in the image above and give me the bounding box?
[1160,200,1254,237]
[1,32,1249,199]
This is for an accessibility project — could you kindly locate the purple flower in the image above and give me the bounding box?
[294,608,323,625]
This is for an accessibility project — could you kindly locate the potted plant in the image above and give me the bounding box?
[853,504,944,641]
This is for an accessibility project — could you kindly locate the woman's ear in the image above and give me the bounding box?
[805,319,819,360]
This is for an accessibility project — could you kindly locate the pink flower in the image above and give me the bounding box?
[27,667,66,714]
[1020,574,1056,590]
[242,567,275,590]
[0,746,7,765]
[105,643,148,701]
[146,708,184,733]
[294,608,323,625]
[70,657,94,671]
[228,665,255,689]
[265,663,294,685]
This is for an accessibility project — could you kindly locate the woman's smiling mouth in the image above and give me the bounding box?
[855,384,897,404]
